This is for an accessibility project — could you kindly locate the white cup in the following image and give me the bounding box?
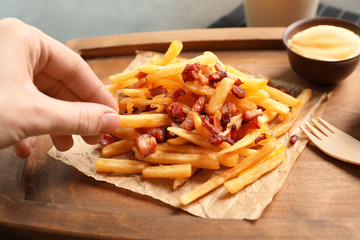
[244,0,319,27]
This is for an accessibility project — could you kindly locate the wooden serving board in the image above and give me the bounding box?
[1,28,360,239]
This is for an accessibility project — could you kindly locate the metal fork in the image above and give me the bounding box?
[299,117,360,165]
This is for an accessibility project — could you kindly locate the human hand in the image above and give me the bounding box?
[0,18,120,158]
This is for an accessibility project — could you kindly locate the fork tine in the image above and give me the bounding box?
[304,122,324,140]
[311,118,333,137]
[317,117,336,133]
[299,125,323,145]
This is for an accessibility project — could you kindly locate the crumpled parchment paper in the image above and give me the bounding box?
[48,51,329,220]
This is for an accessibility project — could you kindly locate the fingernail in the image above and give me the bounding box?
[100,113,120,133]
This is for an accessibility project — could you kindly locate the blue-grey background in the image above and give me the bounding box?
[0,0,359,43]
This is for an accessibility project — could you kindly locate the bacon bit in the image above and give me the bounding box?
[255,133,267,144]
[135,71,148,79]
[191,95,206,113]
[166,102,185,123]
[129,77,147,89]
[135,127,166,143]
[202,115,220,134]
[100,134,119,146]
[135,134,157,158]
[200,65,212,77]
[209,70,227,82]
[230,125,238,140]
[231,85,245,99]
[244,118,261,129]
[172,88,186,100]
[290,134,298,144]
[214,62,227,72]
[234,79,244,86]
[220,112,231,131]
[182,63,201,82]
[220,102,237,115]
[165,122,179,140]
[242,109,263,123]
[149,86,168,97]
[180,112,194,130]
[209,134,234,146]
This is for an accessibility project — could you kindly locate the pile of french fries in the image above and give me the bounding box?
[96,40,312,205]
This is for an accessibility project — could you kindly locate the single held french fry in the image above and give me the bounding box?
[95,158,150,174]
[119,114,172,128]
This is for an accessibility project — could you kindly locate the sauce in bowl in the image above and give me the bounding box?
[288,25,360,61]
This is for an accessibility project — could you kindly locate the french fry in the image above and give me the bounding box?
[142,164,191,179]
[156,40,183,66]
[166,137,189,145]
[109,69,139,85]
[119,114,172,128]
[95,158,150,174]
[224,146,285,194]
[173,168,198,189]
[134,149,220,170]
[184,81,215,96]
[264,85,300,107]
[111,128,139,139]
[206,77,235,115]
[102,139,133,158]
[219,129,262,154]
[179,139,277,205]
[270,89,312,137]
[167,127,220,151]
[157,142,212,154]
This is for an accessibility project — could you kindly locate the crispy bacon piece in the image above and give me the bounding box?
[242,109,263,123]
[220,102,237,115]
[100,134,119,146]
[135,127,166,143]
[220,112,231,131]
[209,134,234,146]
[255,133,267,144]
[172,88,186,100]
[182,63,201,82]
[191,95,206,113]
[166,102,184,123]
[232,85,245,99]
[200,65,212,77]
[290,134,298,144]
[202,115,220,134]
[230,124,238,140]
[149,86,168,97]
[209,70,227,82]
[180,112,194,130]
[135,134,157,158]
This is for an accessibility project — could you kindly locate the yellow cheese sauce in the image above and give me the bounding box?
[288,25,360,61]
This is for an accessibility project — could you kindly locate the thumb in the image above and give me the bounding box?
[33,98,120,136]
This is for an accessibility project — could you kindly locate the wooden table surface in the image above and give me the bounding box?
[0,28,359,239]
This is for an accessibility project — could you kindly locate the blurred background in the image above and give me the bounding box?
[0,0,359,43]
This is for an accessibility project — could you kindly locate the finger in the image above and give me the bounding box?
[37,33,118,112]
[14,136,38,158]
[34,72,80,102]
[82,135,104,145]
[27,94,120,137]
[50,135,74,152]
